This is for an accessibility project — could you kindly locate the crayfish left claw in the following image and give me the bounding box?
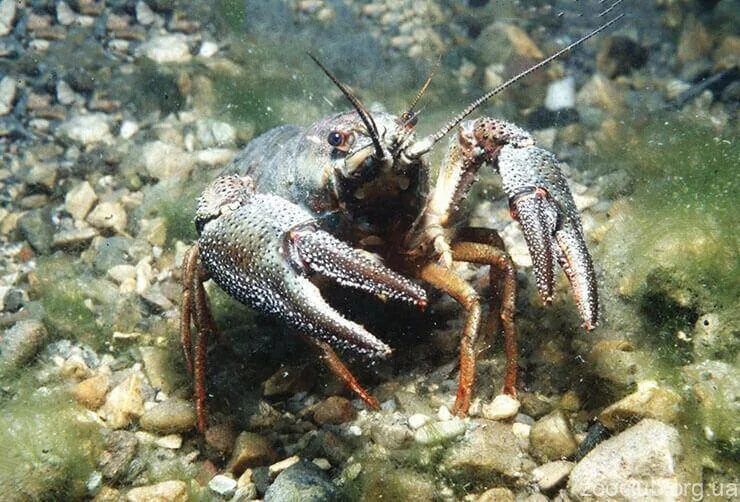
[196,174,427,358]
[498,145,599,330]
[285,226,428,310]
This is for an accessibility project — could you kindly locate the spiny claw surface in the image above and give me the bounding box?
[498,145,599,329]
[287,228,427,309]
[195,175,427,358]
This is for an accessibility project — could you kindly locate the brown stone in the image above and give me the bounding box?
[227,432,278,475]
[126,480,188,502]
[139,398,196,434]
[529,410,578,462]
[312,396,356,425]
[477,487,515,502]
[72,372,110,410]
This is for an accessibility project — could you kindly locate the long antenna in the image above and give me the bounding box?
[411,14,624,155]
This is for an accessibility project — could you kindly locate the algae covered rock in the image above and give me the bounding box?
[0,319,48,376]
[139,398,196,434]
[0,386,102,500]
[347,463,437,502]
[682,360,739,453]
[529,410,578,462]
[441,419,535,486]
[599,380,682,431]
[692,311,739,362]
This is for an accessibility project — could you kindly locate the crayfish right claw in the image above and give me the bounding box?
[499,145,599,330]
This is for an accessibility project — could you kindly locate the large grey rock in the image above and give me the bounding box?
[568,419,690,501]
[264,460,337,502]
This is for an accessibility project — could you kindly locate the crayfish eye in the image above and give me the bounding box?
[400,111,418,127]
[327,131,346,147]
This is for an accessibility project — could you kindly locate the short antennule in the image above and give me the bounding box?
[402,56,441,120]
[406,14,624,158]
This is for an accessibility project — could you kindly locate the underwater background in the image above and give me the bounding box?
[0,0,737,500]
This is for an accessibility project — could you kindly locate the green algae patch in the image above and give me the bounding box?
[340,447,443,502]
[0,381,102,499]
[134,176,206,247]
[597,117,737,307]
[31,254,108,349]
[344,463,438,502]
[594,118,738,363]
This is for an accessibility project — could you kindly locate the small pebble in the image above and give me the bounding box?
[227,432,278,475]
[65,181,98,221]
[481,394,521,421]
[529,410,578,461]
[126,480,187,502]
[56,1,76,25]
[120,120,139,139]
[437,405,453,421]
[312,396,356,425]
[98,373,145,429]
[413,417,466,445]
[72,373,110,410]
[199,40,218,57]
[269,455,300,476]
[0,76,16,116]
[209,474,237,497]
[407,413,430,430]
[155,434,183,449]
[545,76,576,111]
[139,398,196,434]
[532,460,574,491]
[312,458,331,470]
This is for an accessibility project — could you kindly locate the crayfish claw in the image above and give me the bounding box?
[196,175,426,360]
[498,145,599,329]
[509,187,557,303]
[286,226,428,309]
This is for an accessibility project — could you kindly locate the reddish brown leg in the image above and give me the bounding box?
[455,227,506,347]
[180,245,199,375]
[418,263,482,416]
[451,240,518,396]
[300,334,380,410]
[180,243,220,433]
